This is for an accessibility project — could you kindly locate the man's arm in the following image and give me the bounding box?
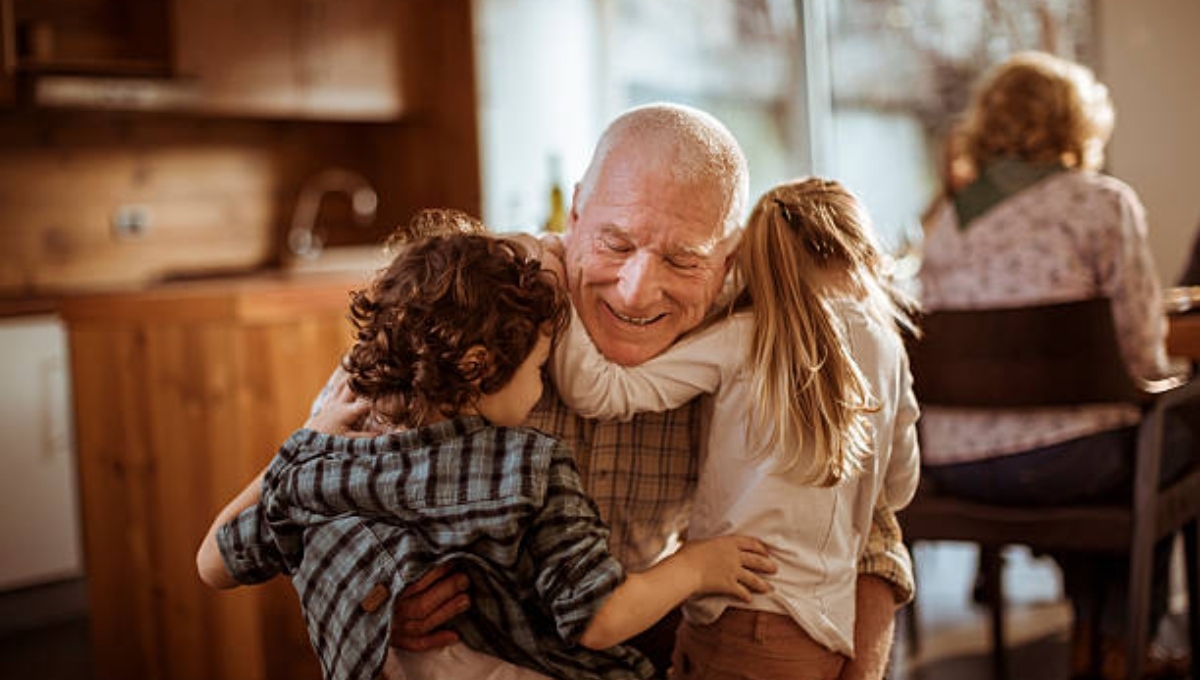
[841,504,913,680]
[842,574,900,680]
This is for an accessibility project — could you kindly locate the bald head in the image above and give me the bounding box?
[564,104,749,366]
[576,103,749,240]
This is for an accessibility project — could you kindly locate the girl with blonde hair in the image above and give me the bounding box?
[552,177,921,679]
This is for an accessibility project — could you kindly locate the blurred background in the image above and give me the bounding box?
[0,1,1196,679]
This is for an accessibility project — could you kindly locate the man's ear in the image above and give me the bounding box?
[457,345,491,383]
[722,229,743,274]
[568,184,581,231]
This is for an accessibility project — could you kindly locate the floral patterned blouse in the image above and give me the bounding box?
[917,170,1178,466]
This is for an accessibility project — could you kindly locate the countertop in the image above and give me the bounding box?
[55,269,372,324]
[5,246,390,322]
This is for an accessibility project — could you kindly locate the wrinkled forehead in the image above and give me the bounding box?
[585,124,742,222]
[589,157,733,236]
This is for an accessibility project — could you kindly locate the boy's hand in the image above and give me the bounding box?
[304,369,374,436]
[389,564,471,651]
[675,535,776,602]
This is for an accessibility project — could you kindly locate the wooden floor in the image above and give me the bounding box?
[0,544,1190,680]
[897,541,1193,680]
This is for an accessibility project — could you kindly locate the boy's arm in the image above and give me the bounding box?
[551,307,740,421]
[196,469,266,589]
[578,534,775,650]
[529,444,775,650]
[196,373,372,589]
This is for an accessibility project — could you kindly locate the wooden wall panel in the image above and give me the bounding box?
[0,114,380,294]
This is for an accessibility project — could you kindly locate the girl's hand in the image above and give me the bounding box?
[675,535,776,602]
[501,232,567,288]
[537,234,566,287]
[304,369,374,436]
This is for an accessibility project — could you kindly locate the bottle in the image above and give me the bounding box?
[542,153,566,234]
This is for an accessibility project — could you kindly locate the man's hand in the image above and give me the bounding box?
[389,564,472,652]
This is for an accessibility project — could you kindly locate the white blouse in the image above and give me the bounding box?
[918,170,1179,465]
[550,299,920,656]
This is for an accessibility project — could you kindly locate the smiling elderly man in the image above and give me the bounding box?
[380,104,914,680]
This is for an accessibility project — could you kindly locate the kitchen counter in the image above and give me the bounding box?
[58,269,370,324]
[0,295,62,318]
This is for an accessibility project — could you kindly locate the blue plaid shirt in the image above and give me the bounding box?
[218,417,655,680]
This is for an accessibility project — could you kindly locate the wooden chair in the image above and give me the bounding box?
[898,298,1200,680]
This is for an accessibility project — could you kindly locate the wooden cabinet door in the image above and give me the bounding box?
[0,0,13,106]
[295,0,404,120]
[173,0,304,118]
[174,0,404,120]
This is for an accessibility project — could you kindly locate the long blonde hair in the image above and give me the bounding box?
[734,178,917,486]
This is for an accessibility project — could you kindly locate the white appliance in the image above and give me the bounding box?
[0,314,83,590]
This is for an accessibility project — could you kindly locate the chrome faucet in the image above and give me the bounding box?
[287,168,379,259]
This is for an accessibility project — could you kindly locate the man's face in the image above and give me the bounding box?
[563,148,732,366]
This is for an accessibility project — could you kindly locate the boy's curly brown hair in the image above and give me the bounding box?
[343,225,567,429]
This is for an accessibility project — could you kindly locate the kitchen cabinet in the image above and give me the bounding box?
[60,272,362,680]
[174,0,405,120]
[4,0,172,76]
[0,314,83,591]
[3,0,406,120]
[0,1,14,106]
[0,0,177,109]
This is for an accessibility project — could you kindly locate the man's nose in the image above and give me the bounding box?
[615,252,663,308]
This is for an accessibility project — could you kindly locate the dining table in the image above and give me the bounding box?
[1165,286,1200,361]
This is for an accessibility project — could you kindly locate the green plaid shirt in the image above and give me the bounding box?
[218,418,656,680]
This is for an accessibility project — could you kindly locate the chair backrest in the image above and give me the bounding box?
[908,298,1144,408]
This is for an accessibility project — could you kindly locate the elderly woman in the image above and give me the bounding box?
[918,52,1192,680]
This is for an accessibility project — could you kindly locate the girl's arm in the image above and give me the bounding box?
[883,357,921,510]
[578,535,776,650]
[551,308,747,421]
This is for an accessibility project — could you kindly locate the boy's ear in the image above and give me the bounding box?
[457,345,491,383]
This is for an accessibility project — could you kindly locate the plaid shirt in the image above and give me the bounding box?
[218,418,656,680]
[527,384,915,602]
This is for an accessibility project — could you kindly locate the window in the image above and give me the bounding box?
[475,0,1094,253]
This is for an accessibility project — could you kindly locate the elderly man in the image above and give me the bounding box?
[386,103,913,680]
